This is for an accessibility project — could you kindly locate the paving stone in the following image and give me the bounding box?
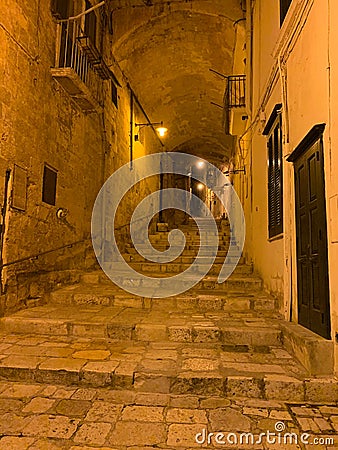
[43,347,74,358]
[167,423,206,447]
[243,406,269,417]
[22,415,80,438]
[170,395,200,408]
[71,388,97,400]
[305,379,338,402]
[199,397,231,408]
[0,437,35,450]
[264,375,304,401]
[22,397,56,413]
[37,358,85,385]
[0,354,43,370]
[319,406,338,415]
[269,410,293,421]
[74,422,112,445]
[0,397,24,413]
[95,389,136,404]
[85,401,123,422]
[55,399,92,417]
[135,392,169,406]
[168,326,192,342]
[81,361,119,386]
[0,412,33,434]
[313,417,334,432]
[193,326,220,343]
[171,372,224,396]
[209,408,252,432]
[291,406,321,417]
[109,422,166,446]
[121,405,164,421]
[139,358,174,372]
[28,438,69,449]
[0,383,41,398]
[113,362,136,388]
[166,408,207,423]
[134,372,171,393]
[70,447,117,450]
[296,417,320,433]
[227,376,263,398]
[52,387,77,399]
[135,324,167,341]
[182,358,219,371]
[73,350,111,360]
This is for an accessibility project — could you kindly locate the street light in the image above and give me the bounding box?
[134,121,168,140]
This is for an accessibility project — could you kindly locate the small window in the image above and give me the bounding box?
[51,0,72,19]
[263,104,283,239]
[85,0,97,46]
[280,0,292,26]
[111,81,118,108]
[42,165,57,206]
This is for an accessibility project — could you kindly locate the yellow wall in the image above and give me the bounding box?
[239,0,338,371]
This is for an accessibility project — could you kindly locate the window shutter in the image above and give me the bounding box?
[265,106,283,239]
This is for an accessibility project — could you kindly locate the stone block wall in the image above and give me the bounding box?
[0,0,161,313]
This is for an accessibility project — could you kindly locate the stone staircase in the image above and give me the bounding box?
[0,219,336,404]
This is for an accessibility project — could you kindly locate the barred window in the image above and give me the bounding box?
[263,104,283,239]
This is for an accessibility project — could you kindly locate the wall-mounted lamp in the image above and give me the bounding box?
[56,208,68,219]
[134,121,168,141]
[196,161,205,169]
[197,183,204,191]
[224,167,246,176]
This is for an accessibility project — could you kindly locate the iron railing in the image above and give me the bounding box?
[55,19,104,106]
[226,75,246,108]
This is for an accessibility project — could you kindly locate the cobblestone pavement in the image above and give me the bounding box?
[0,380,337,449]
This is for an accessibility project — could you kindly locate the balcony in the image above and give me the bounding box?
[223,75,247,136]
[51,20,105,113]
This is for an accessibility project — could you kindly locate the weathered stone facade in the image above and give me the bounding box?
[0,0,161,313]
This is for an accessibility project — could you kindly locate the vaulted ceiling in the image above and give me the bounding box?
[109,0,244,165]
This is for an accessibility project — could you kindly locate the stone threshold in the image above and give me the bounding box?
[0,335,336,402]
[0,305,282,346]
[281,322,334,376]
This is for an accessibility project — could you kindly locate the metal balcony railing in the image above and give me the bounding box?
[223,75,246,135]
[226,75,246,108]
[53,19,104,109]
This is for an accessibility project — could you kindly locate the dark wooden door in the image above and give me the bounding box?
[294,133,330,339]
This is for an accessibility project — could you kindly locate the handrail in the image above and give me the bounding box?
[0,239,90,269]
[58,1,105,23]
[114,212,161,232]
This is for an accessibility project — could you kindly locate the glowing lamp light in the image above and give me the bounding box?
[197,161,205,168]
[197,183,204,191]
[156,125,168,137]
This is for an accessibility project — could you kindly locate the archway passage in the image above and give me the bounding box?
[110,0,243,164]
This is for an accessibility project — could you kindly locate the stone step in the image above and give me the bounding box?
[79,271,262,292]
[0,328,336,402]
[127,244,233,253]
[49,284,277,312]
[123,253,246,265]
[0,306,282,346]
[152,232,230,240]
[126,261,253,275]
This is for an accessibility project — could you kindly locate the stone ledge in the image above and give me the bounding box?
[280,322,334,376]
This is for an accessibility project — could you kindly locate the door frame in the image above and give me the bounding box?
[287,124,331,339]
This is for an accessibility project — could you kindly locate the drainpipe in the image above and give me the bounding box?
[129,88,134,170]
[0,169,11,295]
[246,0,252,114]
